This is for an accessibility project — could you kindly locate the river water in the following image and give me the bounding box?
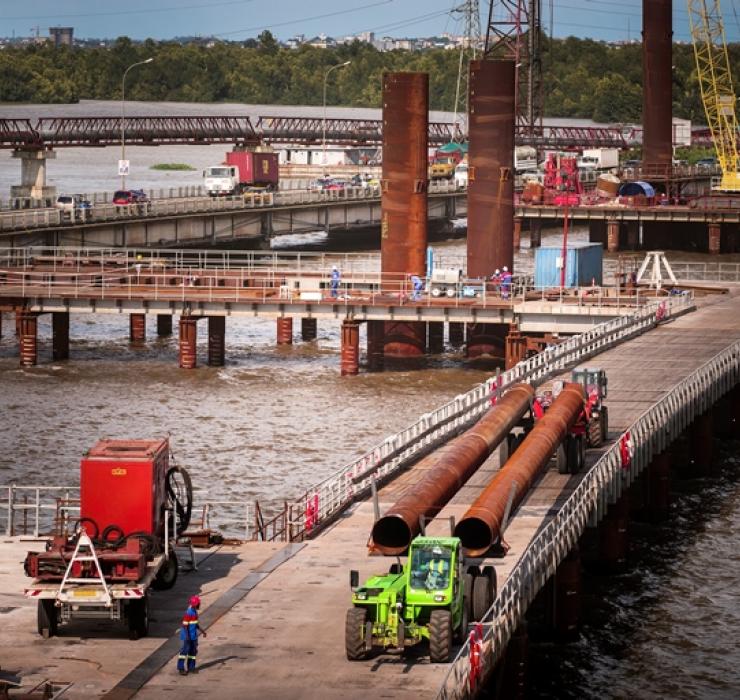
[2,101,739,698]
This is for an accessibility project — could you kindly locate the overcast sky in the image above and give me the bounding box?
[1,0,738,43]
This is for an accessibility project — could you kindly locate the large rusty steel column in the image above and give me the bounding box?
[467,60,515,359]
[207,316,226,367]
[18,311,38,367]
[179,316,198,369]
[708,223,721,255]
[513,217,522,251]
[607,220,621,253]
[505,325,527,369]
[52,311,69,361]
[366,320,384,372]
[156,314,172,337]
[642,0,673,171]
[381,72,428,357]
[301,317,317,341]
[276,317,293,345]
[340,320,360,376]
[129,313,146,344]
[690,412,714,474]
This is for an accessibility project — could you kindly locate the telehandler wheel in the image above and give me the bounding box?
[152,549,178,590]
[345,607,368,660]
[128,596,150,640]
[588,417,602,448]
[472,573,493,621]
[454,597,469,644]
[37,599,58,638]
[429,610,453,663]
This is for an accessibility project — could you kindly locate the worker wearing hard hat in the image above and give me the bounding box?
[330,265,341,298]
[501,266,512,300]
[177,595,207,675]
[425,546,450,590]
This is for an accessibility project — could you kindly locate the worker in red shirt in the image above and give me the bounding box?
[177,595,207,675]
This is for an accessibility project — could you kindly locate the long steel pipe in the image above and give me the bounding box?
[371,383,535,555]
[455,383,585,556]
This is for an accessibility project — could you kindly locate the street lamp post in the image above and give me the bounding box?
[322,61,351,174]
[120,57,154,190]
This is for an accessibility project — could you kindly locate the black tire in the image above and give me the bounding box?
[101,524,125,545]
[429,609,453,663]
[72,517,99,539]
[463,571,475,622]
[345,607,368,660]
[578,435,586,471]
[588,417,602,448]
[472,573,492,621]
[388,563,403,575]
[152,549,178,591]
[556,443,568,474]
[128,596,150,640]
[454,597,469,644]
[37,599,58,638]
[482,565,498,601]
[600,406,609,443]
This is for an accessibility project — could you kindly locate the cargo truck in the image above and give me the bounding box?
[204,150,279,196]
[577,148,619,171]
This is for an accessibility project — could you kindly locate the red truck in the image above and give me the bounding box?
[203,150,279,195]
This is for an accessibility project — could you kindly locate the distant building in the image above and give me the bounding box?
[49,27,73,47]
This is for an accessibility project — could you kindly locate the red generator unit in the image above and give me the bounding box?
[81,438,169,540]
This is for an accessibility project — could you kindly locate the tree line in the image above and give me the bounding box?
[1,32,739,126]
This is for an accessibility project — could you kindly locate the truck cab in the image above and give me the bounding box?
[203,165,239,196]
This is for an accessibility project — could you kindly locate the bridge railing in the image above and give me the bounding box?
[284,293,694,540]
[436,336,739,700]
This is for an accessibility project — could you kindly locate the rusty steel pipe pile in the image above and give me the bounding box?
[371,383,535,555]
[454,383,585,556]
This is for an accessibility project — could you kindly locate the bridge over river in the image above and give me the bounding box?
[3,286,738,699]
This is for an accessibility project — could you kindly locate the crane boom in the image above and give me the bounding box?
[687,0,740,191]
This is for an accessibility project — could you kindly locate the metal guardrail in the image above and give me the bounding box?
[284,293,695,540]
[436,336,739,700]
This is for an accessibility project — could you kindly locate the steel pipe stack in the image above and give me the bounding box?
[455,383,585,556]
[371,383,535,555]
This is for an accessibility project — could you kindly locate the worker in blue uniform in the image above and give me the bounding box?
[177,595,207,675]
[330,265,341,298]
[410,274,423,300]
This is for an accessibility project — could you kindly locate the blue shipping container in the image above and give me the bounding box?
[534,243,603,288]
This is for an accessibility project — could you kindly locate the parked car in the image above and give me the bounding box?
[55,194,91,213]
[696,157,718,171]
[113,189,148,205]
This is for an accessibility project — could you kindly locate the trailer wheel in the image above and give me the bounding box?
[37,599,58,638]
[152,549,178,590]
[429,610,453,663]
[431,287,442,298]
[463,571,475,622]
[128,596,150,640]
[482,565,498,601]
[445,288,456,298]
[556,443,568,474]
[588,417,603,448]
[566,436,583,474]
[472,573,493,621]
[600,407,609,442]
[345,607,368,660]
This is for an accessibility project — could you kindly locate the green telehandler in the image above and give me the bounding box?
[345,536,495,663]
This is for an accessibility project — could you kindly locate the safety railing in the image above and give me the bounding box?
[436,338,740,700]
[195,500,253,541]
[283,293,694,541]
[1,485,79,537]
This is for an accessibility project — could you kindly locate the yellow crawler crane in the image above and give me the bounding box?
[687,0,740,191]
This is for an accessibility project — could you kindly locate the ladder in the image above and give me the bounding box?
[636,251,677,289]
[57,531,112,606]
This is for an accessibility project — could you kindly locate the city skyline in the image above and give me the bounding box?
[2,0,739,44]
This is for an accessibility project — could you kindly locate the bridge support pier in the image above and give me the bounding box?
[383,321,425,358]
[599,494,629,571]
[277,317,293,345]
[301,317,317,342]
[340,320,360,376]
[52,311,69,361]
[179,316,198,369]
[366,320,384,372]
[690,412,714,475]
[207,316,226,367]
[513,217,522,251]
[467,323,505,360]
[156,314,172,337]
[647,451,671,521]
[11,149,57,207]
[505,326,527,369]
[17,311,38,367]
[448,322,465,347]
[553,546,581,640]
[530,220,542,248]
[708,222,721,255]
[427,322,444,354]
[129,313,146,344]
[607,220,620,253]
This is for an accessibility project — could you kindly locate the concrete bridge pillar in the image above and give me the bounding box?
[52,311,69,361]
[690,412,714,474]
[178,316,198,369]
[11,149,57,206]
[276,317,293,345]
[513,217,522,251]
[708,223,721,255]
[18,311,38,367]
[341,320,360,376]
[599,494,629,571]
[156,314,172,337]
[530,220,542,248]
[129,313,146,344]
[207,316,226,367]
[448,322,465,347]
[553,547,581,640]
[301,317,317,341]
[647,451,671,521]
[366,320,384,372]
[505,326,527,369]
[607,220,621,253]
[427,322,444,354]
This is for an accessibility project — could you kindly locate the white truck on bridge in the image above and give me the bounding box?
[577,148,619,171]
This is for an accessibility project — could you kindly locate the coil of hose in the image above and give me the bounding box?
[165,466,193,536]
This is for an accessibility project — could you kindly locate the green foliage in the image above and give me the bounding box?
[150,163,196,170]
[0,36,738,126]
